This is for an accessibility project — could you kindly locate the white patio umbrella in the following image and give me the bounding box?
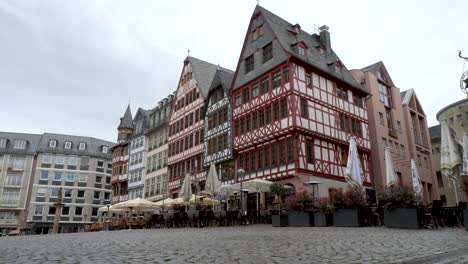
[345,138,363,188]
[154,198,176,208]
[205,164,221,196]
[462,133,468,176]
[113,198,160,211]
[385,147,398,187]
[411,159,423,195]
[97,205,128,213]
[440,120,462,204]
[242,179,274,210]
[179,173,192,202]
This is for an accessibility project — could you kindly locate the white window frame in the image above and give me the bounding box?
[77,190,85,198]
[79,173,87,182]
[55,155,65,165]
[48,206,56,216]
[13,140,27,149]
[93,191,100,200]
[49,140,57,148]
[68,156,77,166]
[42,154,52,164]
[40,170,49,180]
[66,172,75,182]
[34,205,44,216]
[62,206,70,216]
[0,139,6,148]
[102,146,108,153]
[79,142,86,150]
[74,207,83,216]
[37,187,47,197]
[50,187,58,198]
[64,141,72,149]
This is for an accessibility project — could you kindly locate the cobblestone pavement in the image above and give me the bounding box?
[1,225,467,264]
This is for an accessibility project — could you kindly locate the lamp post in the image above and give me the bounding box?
[237,168,245,214]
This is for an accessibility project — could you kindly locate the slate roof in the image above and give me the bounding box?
[0,132,42,155]
[361,61,382,74]
[360,61,395,87]
[429,125,441,141]
[233,5,366,94]
[37,133,115,159]
[204,68,235,112]
[185,56,231,98]
[118,104,134,129]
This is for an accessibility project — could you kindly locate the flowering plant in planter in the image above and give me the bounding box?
[330,186,367,209]
[377,186,422,209]
[314,197,333,213]
[285,191,314,212]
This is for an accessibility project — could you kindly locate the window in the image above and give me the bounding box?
[400,145,405,157]
[252,83,259,98]
[298,46,305,56]
[300,98,308,118]
[75,207,83,216]
[306,139,314,164]
[386,108,394,132]
[242,88,250,104]
[5,173,22,186]
[260,77,269,95]
[49,140,57,148]
[353,95,363,108]
[341,149,348,166]
[10,157,25,170]
[55,155,64,165]
[79,173,87,182]
[40,170,49,180]
[273,102,279,121]
[62,207,70,215]
[51,187,58,197]
[280,99,288,118]
[245,55,254,73]
[272,70,281,88]
[1,190,19,205]
[436,171,444,187]
[96,175,102,183]
[94,191,100,199]
[334,64,342,74]
[77,190,85,198]
[424,157,428,168]
[379,113,384,125]
[42,154,52,164]
[287,138,294,164]
[104,192,110,200]
[306,73,312,88]
[13,140,26,149]
[37,187,47,197]
[97,161,104,167]
[64,189,72,198]
[337,87,348,101]
[34,205,43,215]
[378,82,392,107]
[79,142,86,150]
[235,94,242,108]
[397,121,402,133]
[102,146,108,153]
[64,141,72,149]
[262,43,273,63]
[259,109,265,126]
[68,157,77,166]
[0,139,6,148]
[283,66,289,83]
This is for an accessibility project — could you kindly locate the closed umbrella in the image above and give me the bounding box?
[411,159,423,194]
[345,138,363,188]
[179,173,192,202]
[205,164,221,196]
[385,147,398,187]
[440,120,462,204]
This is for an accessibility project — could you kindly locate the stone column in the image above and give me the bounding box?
[52,188,64,234]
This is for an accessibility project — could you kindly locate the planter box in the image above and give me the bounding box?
[333,209,365,227]
[464,210,468,231]
[384,208,421,229]
[288,211,314,227]
[272,215,288,227]
[314,212,333,227]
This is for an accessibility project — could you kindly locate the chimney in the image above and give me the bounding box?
[319,25,331,53]
[293,23,301,34]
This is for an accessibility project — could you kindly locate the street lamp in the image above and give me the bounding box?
[237,168,245,214]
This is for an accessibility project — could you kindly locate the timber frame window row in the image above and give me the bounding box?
[340,147,366,169]
[169,106,203,136]
[169,154,202,180]
[236,66,289,108]
[234,98,288,136]
[207,132,228,155]
[339,114,363,137]
[175,88,200,111]
[210,89,225,106]
[168,128,204,157]
[207,107,228,130]
[236,137,294,174]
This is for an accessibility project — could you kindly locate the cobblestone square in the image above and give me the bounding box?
[1,225,467,264]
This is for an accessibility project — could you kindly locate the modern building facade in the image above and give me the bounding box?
[203,68,235,185]
[128,108,149,199]
[231,6,371,198]
[401,89,439,203]
[168,56,223,197]
[111,105,133,204]
[0,132,41,235]
[350,62,411,191]
[144,94,173,201]
[27,133,113,234]
[429,98,468,206]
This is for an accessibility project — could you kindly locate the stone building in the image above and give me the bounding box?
[0,132,41,235]
[27,133,113,234]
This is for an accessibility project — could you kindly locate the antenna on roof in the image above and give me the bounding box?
[257,0,259,5]
[187,49,190,56]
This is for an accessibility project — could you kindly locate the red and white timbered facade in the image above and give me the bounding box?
[230,6,372,196]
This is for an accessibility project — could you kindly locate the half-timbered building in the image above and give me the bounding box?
[111,105,133,203]
[231,6,372,197]
[168,57,226,196]
[128,108,149,199]
[203,68,235,185]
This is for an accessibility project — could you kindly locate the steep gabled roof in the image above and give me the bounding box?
[401,88,426,115]
[118,104,134,129]
[360,61,395,87]
[233,5,366,94]
[134,107,150,121]
[185,56,231,98]
[204,68,235,111]
[361,61,382,74]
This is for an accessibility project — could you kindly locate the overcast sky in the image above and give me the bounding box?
[1,0,467,142]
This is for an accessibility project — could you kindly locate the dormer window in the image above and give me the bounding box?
[102,146,108,154]
[262,42,273,63]
[13,139,27,149]
[49,140,57,148]
[0,139,6,148]
[245,55,254,74]
[298,46,305,56]
[64,141,72,149]
[78,142,86,151]
[334,64,342,74]
[252,25,264,41]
